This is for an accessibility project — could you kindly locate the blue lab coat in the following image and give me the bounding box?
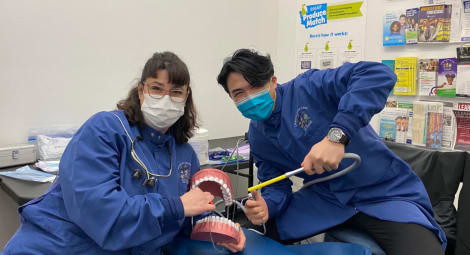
[248,62,447,249]
[3,110,200,255]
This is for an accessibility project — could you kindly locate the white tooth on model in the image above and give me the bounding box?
[223,183,227,189]
[224,187,231,197]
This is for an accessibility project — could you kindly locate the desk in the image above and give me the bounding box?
[0,136,252,206]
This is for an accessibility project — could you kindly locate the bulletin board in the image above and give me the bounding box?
[295,0,368,74]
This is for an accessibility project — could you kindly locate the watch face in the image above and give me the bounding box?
[329,128,343,142]
[333,130,342,140]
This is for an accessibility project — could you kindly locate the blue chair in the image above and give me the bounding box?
[164,228,371,255]
[325,227,386,255]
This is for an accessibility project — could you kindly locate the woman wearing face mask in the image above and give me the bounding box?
[3,52,217,255]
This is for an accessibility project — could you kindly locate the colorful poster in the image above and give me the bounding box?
[422,0,462,42]
[394,57,417,95]
[405,8,419,44]
[418,59,438,96]
[418,5,452,42]
[437,58,457,97]
[425,103,444,149]
[296,0,367,72]
[383,10,406,46]
[379,119,397,141]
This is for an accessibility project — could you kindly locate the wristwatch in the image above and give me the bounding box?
[327,128,350,145]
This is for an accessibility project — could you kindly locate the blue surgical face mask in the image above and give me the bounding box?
[236,87,274,121]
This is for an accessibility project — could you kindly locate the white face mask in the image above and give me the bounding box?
[141,94,185,133]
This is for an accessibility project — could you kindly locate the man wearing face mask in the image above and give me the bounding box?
[216,49,446,255]
[3,52,238,255]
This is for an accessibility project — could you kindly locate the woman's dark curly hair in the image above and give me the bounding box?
[117,51,198,144]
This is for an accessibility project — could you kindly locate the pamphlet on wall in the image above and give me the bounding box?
[382,59,395,70]
[339,40,362,65]
[394,57,417,95]
[456,46,470,96]
[442,102,456,148]
[425,102,444,149]
[386,99,397,107]
[383,10,406,46]
[450,0,463,42]
[453,102,470,150]
[418,5,452,42]
[398,101,414,144]
[437,58,457,97]
[412,102,427,146]
[378,107,409,143]
[382,60,396,95]
[461,0,470,41]
[418,59,438,96]
[405,8,419,44]
[420,0,462,42]
[412,101,443,146]
[297,43,316,75]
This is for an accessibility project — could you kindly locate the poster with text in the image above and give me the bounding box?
[296,0,367,74]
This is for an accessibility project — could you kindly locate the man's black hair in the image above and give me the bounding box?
[217,49,274,94]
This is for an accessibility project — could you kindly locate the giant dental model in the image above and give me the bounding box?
[190,168,241,244]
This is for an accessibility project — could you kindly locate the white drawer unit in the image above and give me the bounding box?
[0,144,37,168]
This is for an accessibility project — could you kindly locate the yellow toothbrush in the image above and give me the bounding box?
[247,153,361,193]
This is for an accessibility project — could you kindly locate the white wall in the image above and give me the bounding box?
[0,0,280,248]
[0,0,280,147]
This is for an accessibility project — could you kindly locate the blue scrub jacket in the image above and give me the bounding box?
[3,110,200,255]
[248,62,447,249]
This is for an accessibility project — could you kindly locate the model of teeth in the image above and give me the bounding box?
[191,215,240,244]
[190,168,234,206]
[189,168,239,244]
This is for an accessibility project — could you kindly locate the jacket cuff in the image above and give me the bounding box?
[264,198,279,218]
[161,197,185,223]
[330,111,363,140]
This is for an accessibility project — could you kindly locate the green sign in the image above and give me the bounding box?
[327,2,363,20]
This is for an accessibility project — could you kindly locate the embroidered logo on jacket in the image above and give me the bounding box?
[295,107,312,131]
[178,162,191,184]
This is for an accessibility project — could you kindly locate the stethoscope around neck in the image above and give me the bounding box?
[113,113,172,188]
